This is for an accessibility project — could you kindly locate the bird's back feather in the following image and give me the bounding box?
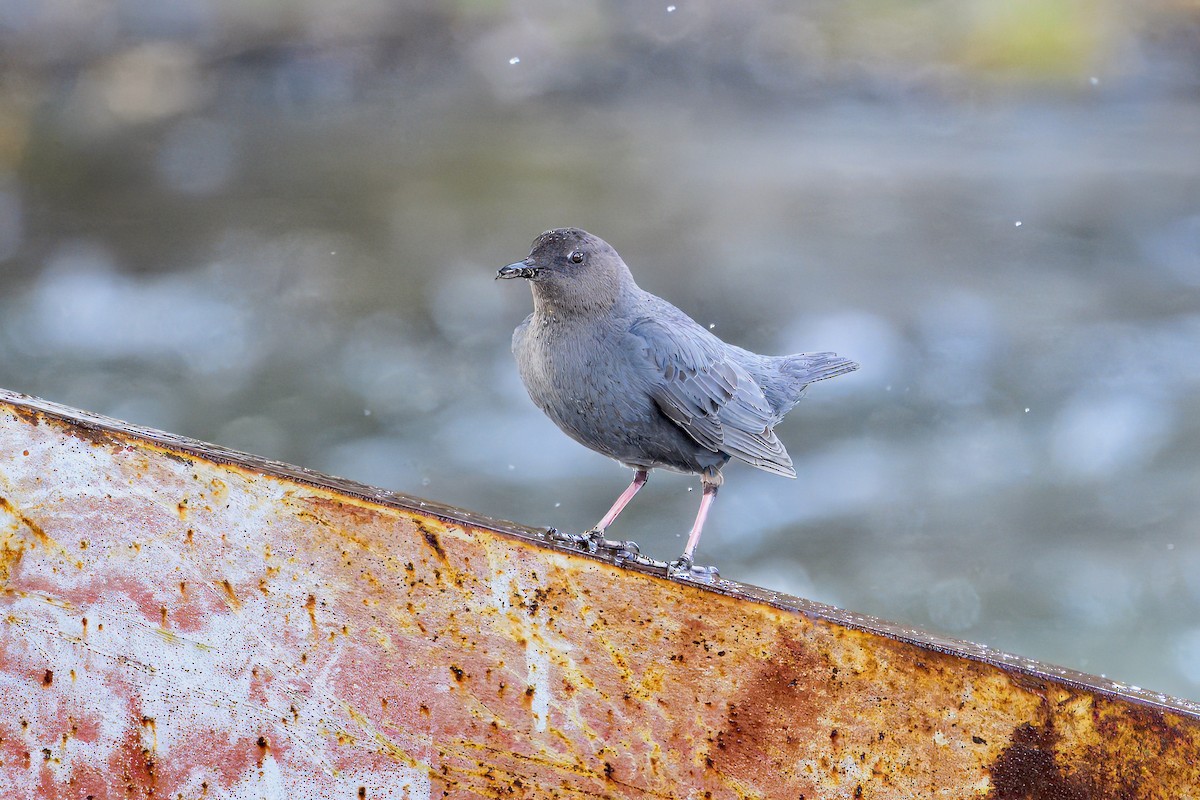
[624,313,797,478]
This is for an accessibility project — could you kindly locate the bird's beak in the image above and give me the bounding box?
[496,260,536,280]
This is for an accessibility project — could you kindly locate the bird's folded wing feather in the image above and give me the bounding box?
[625,317,796,477]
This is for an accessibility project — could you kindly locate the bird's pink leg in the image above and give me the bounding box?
[668,477,721,578]
[681,483,718,563]
[549,470,648,557]
[593,469,648,532]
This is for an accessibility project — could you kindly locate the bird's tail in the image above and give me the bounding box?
[756,352,858,418]
[781,352,859,385]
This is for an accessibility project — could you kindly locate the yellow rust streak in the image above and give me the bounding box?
[5,392,1200,798]
[218,578,241,610]
[442,738,677,800]
[340,702,437,778]
[0,496,83,572]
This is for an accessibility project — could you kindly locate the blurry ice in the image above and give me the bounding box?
[87,42,210,126]
[107,391,180,434]
[1149,315,1200,388]
[1050,392,1173,480]
[719,440,895,531]
[339,313,441,415]
[15,241,252,374]
[430,268,512,347]
[469,17,575,101]
[115,0,215,39]
[0,0,40,34]
[634,0,701,43]
[744,14,828,92]
[927,420,1033,495]
[926,577,981,632]
[438,407,611,482]
[1172,629,1200,685]
[781,310,905,390]
[208,228,344,302]
[1179,548,1200,608]
[1097,476,1180,529]
[0,177,23,261]
[1144,215,1200,287]
[740,559,819,602]
[216,415,289,459]
[156,117,237,195]
[322,435,423,491]
[916,291,998,407]
[1050,554,1141,628]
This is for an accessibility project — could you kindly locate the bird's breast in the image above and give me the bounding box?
[515,318,640,435]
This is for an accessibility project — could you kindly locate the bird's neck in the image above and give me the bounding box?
[529,277,640,321]
[531,289,618,320]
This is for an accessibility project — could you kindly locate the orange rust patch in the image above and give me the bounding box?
[987,723,1088,799]
[419,523,447,562]
[219,579,240,610]
[305,594,318,633]
[0,533,23,586]
[0,495,81,576]
[3,390,1200,798]
[0,497,55,550]
[709,632,826,777]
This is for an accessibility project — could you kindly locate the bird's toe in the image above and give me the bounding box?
[667,556,720,581]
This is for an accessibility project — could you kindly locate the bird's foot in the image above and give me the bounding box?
[667,556,720,581]
[549,527,588,547]
[590,529,642,562]
[550,527,642,562]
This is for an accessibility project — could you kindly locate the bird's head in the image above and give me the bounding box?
[497,228,634,314]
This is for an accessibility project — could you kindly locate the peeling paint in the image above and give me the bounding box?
[1,389,1199,798]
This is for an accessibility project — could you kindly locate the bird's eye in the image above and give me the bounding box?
[569,250,584,264]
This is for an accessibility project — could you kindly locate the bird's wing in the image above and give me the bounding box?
[625,316,796,477]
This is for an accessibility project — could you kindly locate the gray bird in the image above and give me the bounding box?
[497,228,858,576]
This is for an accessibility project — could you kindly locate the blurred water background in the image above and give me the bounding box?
[1,1,1199,701]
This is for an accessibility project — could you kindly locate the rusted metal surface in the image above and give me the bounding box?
[1,388,1198,799]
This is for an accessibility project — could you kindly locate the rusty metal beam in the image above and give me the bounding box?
[0,387,1197,799]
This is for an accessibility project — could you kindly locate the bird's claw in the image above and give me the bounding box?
[550,527,642,563]
[548,527,588,547]
[592,531,643,563]
[667,556,720,581]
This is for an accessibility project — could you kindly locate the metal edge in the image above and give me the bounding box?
[3,387,1197,720]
